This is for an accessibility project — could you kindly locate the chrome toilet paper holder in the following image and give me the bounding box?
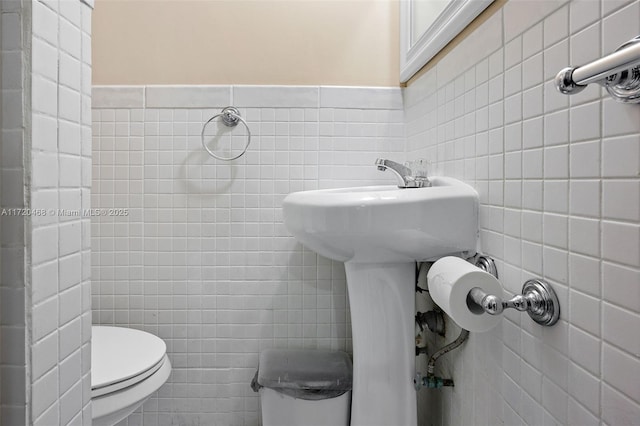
[470,255,560,327]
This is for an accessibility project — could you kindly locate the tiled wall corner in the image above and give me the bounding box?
[30,0,93,424]
[1,1,27,424]
[405,0,640,425]
[91,85,403,425]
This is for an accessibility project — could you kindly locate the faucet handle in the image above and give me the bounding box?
[406,159,431,187]
[406,159,430,178]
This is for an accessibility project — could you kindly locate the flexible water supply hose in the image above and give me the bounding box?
[426,328,470,376]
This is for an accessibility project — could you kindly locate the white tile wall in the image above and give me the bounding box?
[405,0,640,425]
[1,1,27,424]
[91,85,403,425]
[30,0,93,425]
[1,1,91,423]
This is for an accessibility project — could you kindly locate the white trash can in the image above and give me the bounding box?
[252,348,352,426]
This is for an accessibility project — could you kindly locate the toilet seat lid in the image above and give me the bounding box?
[92,326,167,390]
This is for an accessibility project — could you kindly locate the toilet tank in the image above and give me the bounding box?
[253,348,352,426]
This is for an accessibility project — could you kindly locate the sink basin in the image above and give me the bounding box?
[282,176,479,263]
[282,175,479,426]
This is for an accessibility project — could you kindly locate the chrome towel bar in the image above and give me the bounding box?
[556,35,640,103]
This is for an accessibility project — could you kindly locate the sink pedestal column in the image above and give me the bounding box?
[345,262,417,426]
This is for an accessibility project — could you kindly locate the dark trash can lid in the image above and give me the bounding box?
[255,348,352,399]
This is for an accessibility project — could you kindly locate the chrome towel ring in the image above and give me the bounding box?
[201,106,252,161]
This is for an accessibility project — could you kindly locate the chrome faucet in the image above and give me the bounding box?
[375,158,431,188]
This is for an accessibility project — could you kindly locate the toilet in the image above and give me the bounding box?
[91,326,172,426]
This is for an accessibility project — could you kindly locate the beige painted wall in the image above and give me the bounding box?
[92,0,399,86]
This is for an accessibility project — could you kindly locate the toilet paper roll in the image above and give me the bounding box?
[427,256,503,332]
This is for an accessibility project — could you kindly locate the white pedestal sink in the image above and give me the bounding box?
[282,177,479,426]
